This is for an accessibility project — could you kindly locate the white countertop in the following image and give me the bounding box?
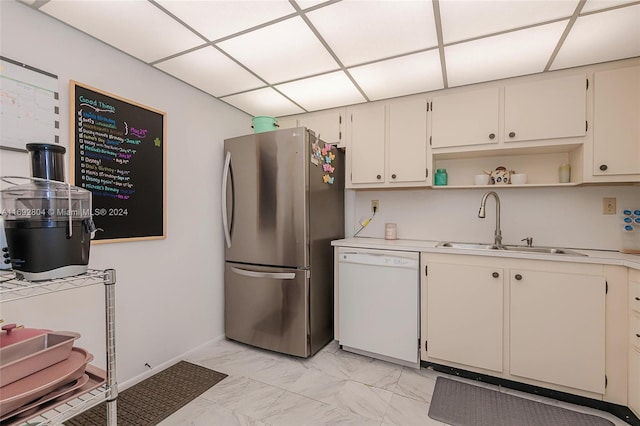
[332,238,640,271]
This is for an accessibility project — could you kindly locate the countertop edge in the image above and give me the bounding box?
[331,238,640,271]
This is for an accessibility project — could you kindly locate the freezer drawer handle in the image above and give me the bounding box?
[231,266,296,280]
[222,151,232,248]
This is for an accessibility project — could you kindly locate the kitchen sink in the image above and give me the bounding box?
[437,242,500,250]
[436,242,588,256]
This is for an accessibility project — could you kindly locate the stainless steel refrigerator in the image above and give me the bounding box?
[222,127,344,357]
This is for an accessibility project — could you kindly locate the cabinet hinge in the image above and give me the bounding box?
[586,120,589,132]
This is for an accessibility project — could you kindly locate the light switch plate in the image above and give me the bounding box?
[603,197,616,215]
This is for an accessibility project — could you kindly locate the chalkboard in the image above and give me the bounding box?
[70,81,166,243]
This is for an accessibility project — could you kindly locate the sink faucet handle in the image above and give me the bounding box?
[521,237,533,247]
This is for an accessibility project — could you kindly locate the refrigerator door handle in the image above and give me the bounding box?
[222,151,232,248]
[231,266,296,280]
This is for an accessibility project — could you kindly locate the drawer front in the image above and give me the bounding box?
[631,280,640,314]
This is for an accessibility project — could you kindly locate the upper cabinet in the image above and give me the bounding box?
[431,87,500,149]
[348,103,386,185]
[591,66,640,178]
[298,109,344,147]
[346,98,429,189]
[388,98,429,184]
[504,74,587,143]
[277,108,345,147]
[430,74,587,151]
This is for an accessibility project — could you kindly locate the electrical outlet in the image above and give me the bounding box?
[603,197,616,215]
[371,200,379,213]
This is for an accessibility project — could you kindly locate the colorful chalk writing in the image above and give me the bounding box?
[71,82,166,242]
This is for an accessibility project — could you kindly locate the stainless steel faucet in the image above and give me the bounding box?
[478,191,502,247]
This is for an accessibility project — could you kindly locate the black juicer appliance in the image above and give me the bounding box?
[1,144,96,280]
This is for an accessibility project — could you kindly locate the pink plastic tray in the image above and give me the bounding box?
[0,347,92,416]
[0,331,80,387]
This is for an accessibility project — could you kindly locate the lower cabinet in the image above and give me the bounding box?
[510,268,606,394]
[423,254,607,395]
[426,261,504,372]
[629,271,640,417]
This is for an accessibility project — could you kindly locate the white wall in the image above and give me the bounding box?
[0,1,250,383]
[351,186,640,251]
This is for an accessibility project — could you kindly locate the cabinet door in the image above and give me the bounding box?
[427,262,504,372]
[504,74,587,143]
[631,346,640,418]
[431,87,500,148]
[388,98,428,183]
[630,275,640,416]
[593,66,640,176]
[349,104,386,184]
[277,117,298,130]
[298,109,343,146]
[510,269,605,394]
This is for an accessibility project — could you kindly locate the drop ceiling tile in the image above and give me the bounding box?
[155,0,296,42]
[275,71,366,112]
[221,87,305,117]
[154,46,264,97]
[39,0,205,63]
[349,50,444,101]
[439,0,578,44]
[217,16,339,84]
[581,0,637,13]
[445,21,568,87]
[551,4,640,70]
[306,1,438,67]
[294,0,332,10]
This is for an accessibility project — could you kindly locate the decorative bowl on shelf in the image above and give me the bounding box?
[510,173,527,185]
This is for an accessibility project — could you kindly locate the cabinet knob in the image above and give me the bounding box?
[492,272,499,278]
[489,133,495,140]
[391,174,397,179]
[599,164,608,171]
[514,274,523,281]
[376,174,382,180]
[636,297,640,301]
[508,131,516,138]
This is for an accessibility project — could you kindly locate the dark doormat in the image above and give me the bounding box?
[65,361,227,426]
[428,376,615,426]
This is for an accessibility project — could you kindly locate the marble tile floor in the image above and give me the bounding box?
[158,339,629,426]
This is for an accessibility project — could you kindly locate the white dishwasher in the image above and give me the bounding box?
[338,248,420,368]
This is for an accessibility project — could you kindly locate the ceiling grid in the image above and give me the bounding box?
[19,0,640,117]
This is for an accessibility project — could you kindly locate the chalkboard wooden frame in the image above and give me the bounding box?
[69,81,166,244]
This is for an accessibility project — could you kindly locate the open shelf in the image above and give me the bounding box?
[0,269,117,426]
[432,183,581,189]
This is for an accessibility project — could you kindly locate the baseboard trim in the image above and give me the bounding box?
[119,334,226,391]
